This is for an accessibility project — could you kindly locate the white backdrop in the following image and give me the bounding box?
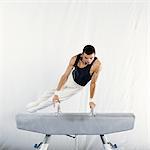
[0,0,150,150]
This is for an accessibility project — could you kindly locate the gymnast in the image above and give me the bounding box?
[17,49,135,150]
[26,45,101,113]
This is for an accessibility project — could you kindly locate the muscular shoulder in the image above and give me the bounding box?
[92,58,101,72]
[69,55,77,66]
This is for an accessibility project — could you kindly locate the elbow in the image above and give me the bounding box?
[61,74,68,81]
[90,82,96,87]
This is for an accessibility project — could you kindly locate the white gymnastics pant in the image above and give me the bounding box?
[26,73,84,113]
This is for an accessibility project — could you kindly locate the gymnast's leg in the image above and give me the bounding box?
[26,86,83,113]
[26,72,83,113]
[26,89,55,109]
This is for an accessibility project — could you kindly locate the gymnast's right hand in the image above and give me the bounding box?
[52,95,60,107]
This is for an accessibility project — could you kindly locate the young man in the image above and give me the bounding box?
[26,45,101,113]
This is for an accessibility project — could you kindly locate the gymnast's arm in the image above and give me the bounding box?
[52,56,76,103]
[89,60,101,109]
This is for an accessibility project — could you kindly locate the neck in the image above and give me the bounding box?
[80,57,88,65]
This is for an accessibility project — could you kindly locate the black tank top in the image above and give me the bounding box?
[72,53,97,86]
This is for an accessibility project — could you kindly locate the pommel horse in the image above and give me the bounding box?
[16,103,135,150]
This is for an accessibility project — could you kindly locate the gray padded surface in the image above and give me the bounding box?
[16,113,135,135]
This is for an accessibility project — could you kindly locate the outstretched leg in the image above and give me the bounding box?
[26,89,55,109]
[27,98,54,113]
[26,73,83,113]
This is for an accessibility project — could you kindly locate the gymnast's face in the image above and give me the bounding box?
[81,53,95,65]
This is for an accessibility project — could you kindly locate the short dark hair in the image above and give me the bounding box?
[83,45,95,55]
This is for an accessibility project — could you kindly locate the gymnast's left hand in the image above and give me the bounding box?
[89,102,96,109]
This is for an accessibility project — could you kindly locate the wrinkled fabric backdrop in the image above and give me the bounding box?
[0,0,150,149]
